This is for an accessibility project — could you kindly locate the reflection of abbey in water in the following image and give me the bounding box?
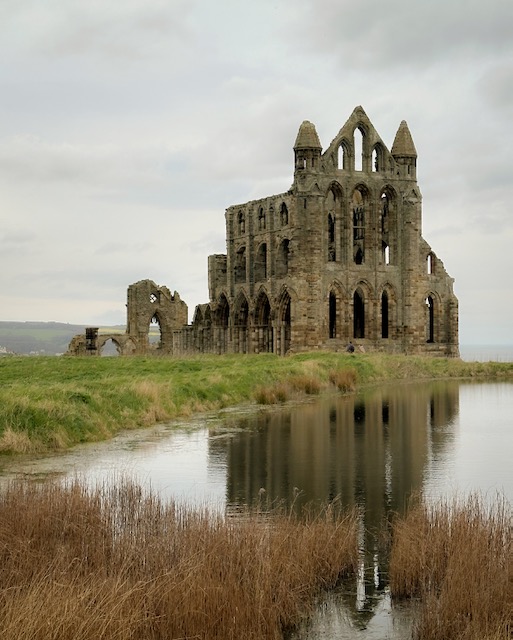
[216,382,459,619]
[68,106,459,356]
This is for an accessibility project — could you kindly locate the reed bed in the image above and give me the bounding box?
[389,494,512,640]
[0,478,359,640]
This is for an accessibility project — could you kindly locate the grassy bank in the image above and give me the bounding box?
[1,352,512,453]
[389,494,512,640]
[0,479,359,640]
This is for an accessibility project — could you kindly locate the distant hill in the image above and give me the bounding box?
[0,322,125,355]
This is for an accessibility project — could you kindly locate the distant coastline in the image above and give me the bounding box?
[459,344,513,362]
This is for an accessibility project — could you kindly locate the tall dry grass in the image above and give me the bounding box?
[389,494,512,640]
[0,479,359,640]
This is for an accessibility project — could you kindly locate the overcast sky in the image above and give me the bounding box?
[1,0,512,345]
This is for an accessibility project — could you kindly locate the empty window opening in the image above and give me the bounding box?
[427,253,434,275]
[372,148,379,172]
[280,202,288,226]
[235,246,246,283]
[234,297,249,354]
[329,291,337,338]
[352,188,365,263]
[255,243,267,281]
[237,211,245,234]
[353,289,365,338]
[328,213,336,261]
[381,291,389,338]
[149,315,162,349]
[255,293,273,353]
[276,239,290,277]
[100,338,120,357]
[426,296,434,343]
[337,145,344,169]
[258,207,266,231]
[354,127,363,171]
[383,242,390,265]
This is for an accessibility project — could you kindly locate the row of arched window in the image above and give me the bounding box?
[236,202,289,236]
[234,239,291,284]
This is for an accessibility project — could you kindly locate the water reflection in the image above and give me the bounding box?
[2,381,512,640]
[216,381,459,628]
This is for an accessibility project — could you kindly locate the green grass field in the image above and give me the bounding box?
[1,352,512,454]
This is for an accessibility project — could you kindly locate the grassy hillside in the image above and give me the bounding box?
[1,352,512,454]
[0,322,126,355]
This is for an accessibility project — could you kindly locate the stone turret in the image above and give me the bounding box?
[391,120,417,180]
[294,120,322,173]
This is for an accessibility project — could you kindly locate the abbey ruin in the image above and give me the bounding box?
[68,106,459,357]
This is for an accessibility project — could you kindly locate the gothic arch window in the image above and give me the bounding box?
[328,213,336,262]
[329,291,337,339]
[382,241,390,265]
[372,143,384,172]
[379,189,396,265]
[235,246,246,283]
[427,252,434,275]
[258,207,266,231]
[381,291,389,338]
[426,296,435,342]
[255,291,273,353]
[280,202,288,226]
[353,288,365,338]
[337,140,350,170]
[237,211,245,235]
[276,239,290,277]
[255,243,267,281]
[234,294,249,354]
[354,127,364,171]
[277,290,291,355]
[352,188,365,264]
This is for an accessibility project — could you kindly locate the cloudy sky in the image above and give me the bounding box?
[1,0,512,345]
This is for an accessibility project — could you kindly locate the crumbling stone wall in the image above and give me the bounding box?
[67,280,187,356]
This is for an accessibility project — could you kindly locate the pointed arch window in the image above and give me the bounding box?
[426,296,435,342]
[352,188,365,264]
[354,289,365,338]
[235,246,246,283]
[258,207,266,231]
[276,239,290,277]
[238,211,245,235]
[280,202,288,226]
[255,243,267,281]
[328,213,336,262]
[381,291,389,338]
[329,291,337,338]
[354,127,363,171]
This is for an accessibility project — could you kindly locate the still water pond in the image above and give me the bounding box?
[1,380,512,639]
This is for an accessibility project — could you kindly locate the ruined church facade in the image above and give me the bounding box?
[68,107,458,357]
[175,106,458,357]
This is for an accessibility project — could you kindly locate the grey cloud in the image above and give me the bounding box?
[289,0,513,70]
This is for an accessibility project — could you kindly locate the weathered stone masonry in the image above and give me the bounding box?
[68,106,459,357]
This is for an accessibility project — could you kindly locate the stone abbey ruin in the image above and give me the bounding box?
[68,106,459,357]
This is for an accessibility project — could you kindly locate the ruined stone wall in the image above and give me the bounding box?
[176,106,458,357]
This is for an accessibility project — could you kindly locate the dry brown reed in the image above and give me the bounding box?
[389,494,512,640]
[328,368,357,392]
[0,478,359,640]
